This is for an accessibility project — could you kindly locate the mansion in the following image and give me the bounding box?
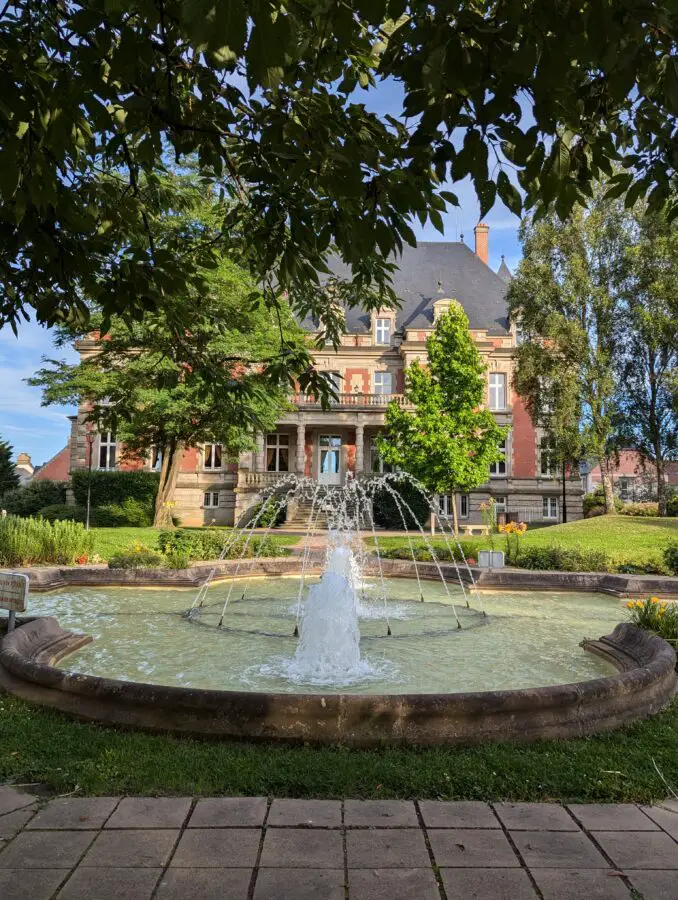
[67,225,584,527]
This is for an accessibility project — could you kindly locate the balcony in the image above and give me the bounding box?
[290,392,409,409]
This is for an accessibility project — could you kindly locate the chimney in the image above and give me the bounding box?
[474,222,489,265]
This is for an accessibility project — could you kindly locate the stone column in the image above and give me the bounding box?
[254,433,265,473]
[355,421,364,474]
[296,420,306,474]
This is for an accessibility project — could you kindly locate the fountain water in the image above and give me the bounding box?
[187,473,487,688]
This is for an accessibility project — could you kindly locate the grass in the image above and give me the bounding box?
[90,528,299,561]
[0,695,677,802]
[372,516,678,566]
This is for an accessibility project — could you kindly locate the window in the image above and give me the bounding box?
[488,373,506,410]
[489,438,507,477]
[438,494,453,516]
[619,477,631,500]
[540,435,557,478]
[370,439,393,474]
[204,443,222,469]
[493,496,507,513]
[375,318,391,345]
[150,446,163,471]
[460,494,469,518]
[98,432,116,470]
[543,496,558,520]
[203,492,219,508]
[327,371,342,392]
[266,433,289,472]
[374,372,392,395]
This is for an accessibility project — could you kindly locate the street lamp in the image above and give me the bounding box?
[85,431,95,531]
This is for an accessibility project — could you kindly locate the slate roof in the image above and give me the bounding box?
[319,241,510,336]
[497,256,513,283]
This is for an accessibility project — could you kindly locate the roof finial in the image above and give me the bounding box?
[460,231,464,244]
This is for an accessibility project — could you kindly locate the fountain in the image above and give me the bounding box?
[0,472,675,745]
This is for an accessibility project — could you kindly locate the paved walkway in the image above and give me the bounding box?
[0,788,677,899]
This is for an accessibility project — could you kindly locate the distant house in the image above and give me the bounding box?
[32,446,71,483]
[15,452,34,486]
[586,450,678,501]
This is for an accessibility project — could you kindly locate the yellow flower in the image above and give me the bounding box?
[651,596,660,603]
[626,602,634,609]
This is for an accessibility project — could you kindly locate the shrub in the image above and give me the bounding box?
[71,469,159,507]
[664,542,678,575]
[247,497,287,528]
[381,540,482,564]
[164,548,191,569]
[372,479,431,530]
[38,504,86,522]
[108,544,163,569]
[0,515,94,566]
[514,545,612,573]
[39,499,154,527]
[157,528,285,561]
[666,494,678,517]
[583,487,623,518]
[616,559,669,576]
[2,480,67,517]
[626,597,678,648]
[620,501,659,517]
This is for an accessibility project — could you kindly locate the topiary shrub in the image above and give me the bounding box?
[2,480,67,517]
[664,542,678,575]
[620,502,659,517]
[71,470,159,507]
[108,544,163,569]
[372,479,431,530]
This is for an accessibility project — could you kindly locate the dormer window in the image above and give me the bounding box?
[375,318,391,345]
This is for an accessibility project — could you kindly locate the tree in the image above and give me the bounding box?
[377,303,506,535]
[509,188,632,515]
[29,252,306,527]
[617,213,678,514]
[0,437,19,499]
[2,1,678,344]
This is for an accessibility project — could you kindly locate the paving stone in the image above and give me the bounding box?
[254,868,345,899]
[260,828,343,869]
[0,830,96,869]
[0,787,37,817]
[593,830,678,869]
[494,803,579,831]
[104,798,191,829]
[27,797,119,830]
[0,868,69,900]
[440,867,538,899]
[511,831,608,869]
[530,868,631,899]
[344,800,418,828]
[346,828,430,869]
[189,797,267,828]
[567,803,659,831]
[428,828,519,868]
[57,866,161,900]
[628,870,678,900]
[80,829,178,868]
[268,799,341,828]
[418,801,498,830]
[640,802,678,840]
[156,868,252,900]
[0,807,37,839]
[170,828,260,868]
[348,867,439,900]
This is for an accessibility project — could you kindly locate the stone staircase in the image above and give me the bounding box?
[279,488,361,531]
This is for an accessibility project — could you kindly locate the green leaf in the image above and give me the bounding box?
[429,208,445,234]
[476,179,497,219]
[497,171,522,215]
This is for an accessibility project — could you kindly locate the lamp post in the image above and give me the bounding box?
[85,431,95,531]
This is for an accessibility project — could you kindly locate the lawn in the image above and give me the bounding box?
[0,695,676,802]
[90,527,299,561]
[372,516,678,567]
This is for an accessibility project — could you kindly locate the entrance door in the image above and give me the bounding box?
[318,435,342,485]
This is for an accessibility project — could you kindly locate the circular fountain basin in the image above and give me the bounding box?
[0,574,676,747]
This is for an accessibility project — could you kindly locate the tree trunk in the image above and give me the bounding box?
[657,459,666,517]
[153,441,184,528]
[600,457,617,515]
[561,460,568,524]
[450,490,459,537]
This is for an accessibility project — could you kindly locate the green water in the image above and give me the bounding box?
[30,578,623,694]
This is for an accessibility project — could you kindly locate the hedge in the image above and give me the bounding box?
[71,470,159,507]
[1,480,67,517]
[39,498,153,527]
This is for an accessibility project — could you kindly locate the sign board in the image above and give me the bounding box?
[478,550,505,569]
[0,572,29,612]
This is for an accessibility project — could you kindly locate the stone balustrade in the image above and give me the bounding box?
[290,392,410,408]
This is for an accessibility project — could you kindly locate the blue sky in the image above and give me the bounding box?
[0,77,522,468]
